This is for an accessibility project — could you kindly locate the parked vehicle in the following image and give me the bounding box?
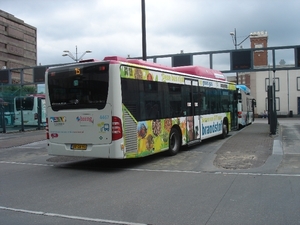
[0,111,14,127]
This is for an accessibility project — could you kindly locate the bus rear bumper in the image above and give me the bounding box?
[47,142,125,159]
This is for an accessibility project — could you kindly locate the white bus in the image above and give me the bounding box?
[45,56,237,159]
[14,94,46,126]
[236,84,255,129]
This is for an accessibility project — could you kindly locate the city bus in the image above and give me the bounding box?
[14,94,46,126]
[236,84,255,129]
[45,56,237,159]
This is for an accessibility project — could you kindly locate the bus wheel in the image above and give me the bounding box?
[167,128,181,156]
[221,121,228,139]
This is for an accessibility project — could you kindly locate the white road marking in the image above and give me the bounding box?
[0,206,147,225]
[1,160,300,177]
[0,161,53,167]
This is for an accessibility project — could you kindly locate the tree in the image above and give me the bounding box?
[0,85,36,102]
[279,59,286,65]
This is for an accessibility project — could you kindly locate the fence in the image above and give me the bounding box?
[0,83,45,133]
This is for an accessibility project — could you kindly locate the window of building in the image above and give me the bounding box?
[265,77,279,92]
[276,97,280,111]
[265,97,280,112]
[254,43,264,52]
[297,77,300,91]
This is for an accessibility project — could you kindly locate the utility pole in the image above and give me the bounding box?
[141,0,147,61]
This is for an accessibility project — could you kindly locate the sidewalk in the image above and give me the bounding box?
[276,117,300,173]
[215,117,300,174]
[0,129,46,149]
[214,118,275,170]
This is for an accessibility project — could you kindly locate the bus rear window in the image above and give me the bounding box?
[48,63,109,111]
[15,97,34,111]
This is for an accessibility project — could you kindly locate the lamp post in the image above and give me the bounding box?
[62,46,92,62]
[230,28,257,49]
[230,29,257,84]
[141,0,147,61]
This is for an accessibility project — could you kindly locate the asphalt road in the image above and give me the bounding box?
[1,119,300,225]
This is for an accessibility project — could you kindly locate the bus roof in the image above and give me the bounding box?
[28,94,45,98]
[173,65,226,81]
[103,56,227,81]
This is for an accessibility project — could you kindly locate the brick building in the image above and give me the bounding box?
[228,31,300,116]
[250,31,268,66]
[0,10,37,83]
[227,31,268,89]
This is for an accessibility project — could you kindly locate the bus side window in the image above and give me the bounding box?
[170,101,182,117]
[146,101,160,119]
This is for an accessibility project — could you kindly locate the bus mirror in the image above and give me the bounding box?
[252,99,256,107]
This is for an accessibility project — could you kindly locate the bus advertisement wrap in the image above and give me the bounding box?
[201,114,227,139]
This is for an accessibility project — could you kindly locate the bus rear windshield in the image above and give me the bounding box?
[48,62,109,111]
[15,97,34,111]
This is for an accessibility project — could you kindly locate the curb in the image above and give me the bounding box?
[272,123,283,155]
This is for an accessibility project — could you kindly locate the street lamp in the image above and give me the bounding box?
[141,0,147,61]
[230,28,257,84]
[230,28,257,49]
[62,46,92,62]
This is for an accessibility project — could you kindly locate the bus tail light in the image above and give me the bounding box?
[46,118,49,139]
[112,116,122,140]
[34,113,38,120]
[238,111,242,118]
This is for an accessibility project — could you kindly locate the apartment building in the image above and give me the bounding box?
[0,10,37,83]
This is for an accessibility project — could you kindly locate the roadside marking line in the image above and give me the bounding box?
[15,147,44,149]
[1,160,300,177]
[126,168,300,177]
[0,161,53,167]
[126,168,202,174]
[0,206,147,225]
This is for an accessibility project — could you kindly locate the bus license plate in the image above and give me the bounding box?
[71,144,87,150]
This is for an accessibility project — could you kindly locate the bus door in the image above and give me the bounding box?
[37,98,46,127]
[39,98,46,124]
[185,79,200,143]
[231,90,238,130]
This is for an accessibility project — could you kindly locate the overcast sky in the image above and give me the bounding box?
[1,0,300,71]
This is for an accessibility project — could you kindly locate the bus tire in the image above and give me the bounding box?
[220,120,228,139]
[167,128,181,156]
